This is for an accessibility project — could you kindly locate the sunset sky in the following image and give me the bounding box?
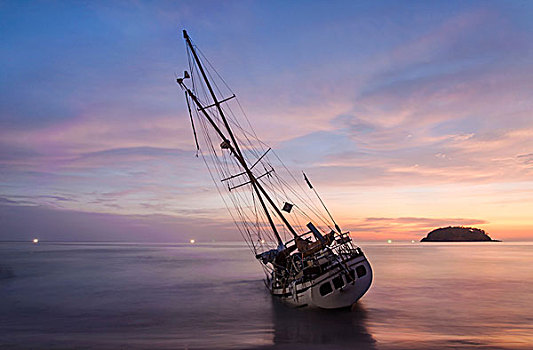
[1,0,532,242]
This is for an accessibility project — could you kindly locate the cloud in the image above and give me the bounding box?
[517,153,533,167]
[0,143,216,218]
[302,16,533,187]
[0,203,237,242]
[347,216,489,240]
[1,1,532,242]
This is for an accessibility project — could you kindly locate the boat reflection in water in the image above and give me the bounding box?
[255,301,377,350]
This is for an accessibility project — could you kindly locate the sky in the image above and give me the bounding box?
[0,0,532,242]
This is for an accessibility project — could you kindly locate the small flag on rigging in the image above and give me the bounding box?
[282,202,293,213]
[303,172,313,189]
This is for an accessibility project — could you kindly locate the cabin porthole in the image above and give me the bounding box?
[356,265,367,278]
[332,276,345,290]
[319,281,333,296]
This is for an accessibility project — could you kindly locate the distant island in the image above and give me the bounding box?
[421,226,500,242]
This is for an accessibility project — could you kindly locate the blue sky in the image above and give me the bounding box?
[1,0,532,241]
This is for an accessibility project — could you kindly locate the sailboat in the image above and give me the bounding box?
[176,30,372,309]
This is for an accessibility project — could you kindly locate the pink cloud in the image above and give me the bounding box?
[346,216,490,240]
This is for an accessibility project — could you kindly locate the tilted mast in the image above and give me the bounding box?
[175,30,373,309]
[178,30,299,245]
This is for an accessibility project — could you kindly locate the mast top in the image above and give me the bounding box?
[183,29,188,39]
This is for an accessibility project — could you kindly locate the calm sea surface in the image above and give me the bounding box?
[0,241,532,349]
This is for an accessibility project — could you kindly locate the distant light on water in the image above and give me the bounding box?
[387,239,392,244]
[411,240,416,243]
[190,239,195,244]
[261,239,265,244]
[32,238,39,243]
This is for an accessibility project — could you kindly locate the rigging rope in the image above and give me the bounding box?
[183,38,345,257]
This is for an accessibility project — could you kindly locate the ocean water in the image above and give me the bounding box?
[0,241,532,349]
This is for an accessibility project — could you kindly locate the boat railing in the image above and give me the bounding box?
[283,230,315,249]
[269,230,363,277]
[283,230,362,258]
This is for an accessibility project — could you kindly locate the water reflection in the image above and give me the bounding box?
[3,242,531,349]
[252,301,376,350]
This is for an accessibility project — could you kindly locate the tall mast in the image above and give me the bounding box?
[183,88,283,245]
[181,30,299,243]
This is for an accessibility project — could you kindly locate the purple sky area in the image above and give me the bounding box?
[1,1,532,242]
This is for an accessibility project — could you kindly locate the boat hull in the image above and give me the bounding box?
[270,255,372,309]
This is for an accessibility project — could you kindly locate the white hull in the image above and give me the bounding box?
[270,255,372,309]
